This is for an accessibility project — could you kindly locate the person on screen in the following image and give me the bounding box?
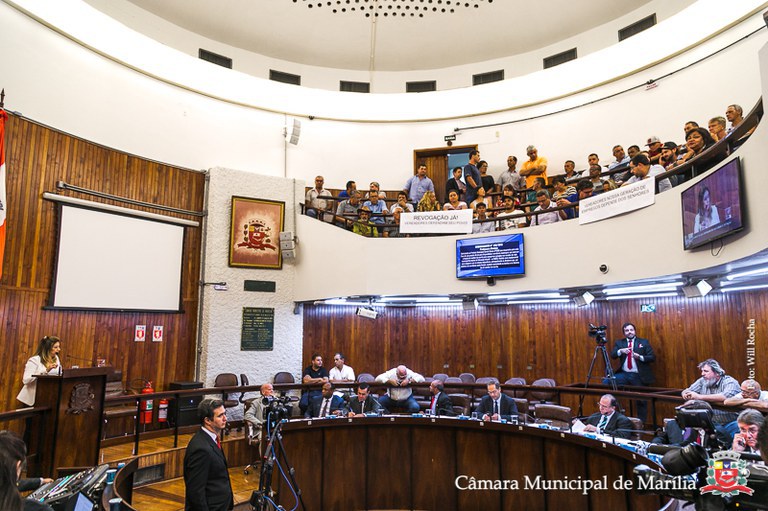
[17,336,62,407]
[693,186,720,233]
[0,431,53,511]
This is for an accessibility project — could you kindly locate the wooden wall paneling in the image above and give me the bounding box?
[543,440,588,510]
[322,426,366,511]
[411,424,457,511]
[499,433,546,510]
[303,290,768,394]
[276,428,322,511]
[1,115,203,410]
[455,429,502,510]
[365,424,412,509]
[586,450,629,511]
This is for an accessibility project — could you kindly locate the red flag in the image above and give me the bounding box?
[0,109,7,279]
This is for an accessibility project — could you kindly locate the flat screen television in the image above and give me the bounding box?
[456,233,524,279]
[681,157,744,250]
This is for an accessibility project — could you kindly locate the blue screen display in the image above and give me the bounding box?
[456,233,525,279]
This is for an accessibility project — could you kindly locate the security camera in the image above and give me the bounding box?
[308,115,315,120]
[599,264,609,274]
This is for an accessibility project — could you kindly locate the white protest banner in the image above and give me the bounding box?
[399,209,474,234]
[578,178,656,225]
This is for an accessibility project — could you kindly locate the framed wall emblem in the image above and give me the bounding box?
[229,196,285,269]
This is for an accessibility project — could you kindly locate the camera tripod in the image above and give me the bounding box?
[251,417,306,511]
[577,342,618,417]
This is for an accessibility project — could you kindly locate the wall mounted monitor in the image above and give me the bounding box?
[681,158,744,250]
[456,233,524,279]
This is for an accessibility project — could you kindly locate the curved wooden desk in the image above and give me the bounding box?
[270,416,664,511]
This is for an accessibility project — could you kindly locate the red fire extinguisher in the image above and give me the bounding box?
[140,381,154,424]
[158,398,169,423]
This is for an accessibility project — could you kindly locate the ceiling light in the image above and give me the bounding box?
[487,292,566,300]
[725,267,768,281]
[379,296,450,303]
[720,284,768,293]
[603,282,683,295]
[605,292,678,301]
[505,299,571,305]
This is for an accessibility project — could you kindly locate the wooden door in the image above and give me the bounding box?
[415,144,477,204]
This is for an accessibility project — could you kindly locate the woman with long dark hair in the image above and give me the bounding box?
[17,337,62,407]
[0,431,52,511]
[693,185,720,233]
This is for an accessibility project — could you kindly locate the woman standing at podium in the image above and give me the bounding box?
[16,336,62,407]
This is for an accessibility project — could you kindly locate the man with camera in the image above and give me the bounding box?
[609,322,656,423]
[375,364,424,413]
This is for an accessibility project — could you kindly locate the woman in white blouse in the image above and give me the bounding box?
[17,336,62,406]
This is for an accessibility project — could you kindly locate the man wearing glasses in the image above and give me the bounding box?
[581,394,633,439]
[724,379,768,412]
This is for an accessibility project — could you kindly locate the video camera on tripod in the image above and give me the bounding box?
[587,323,608,345]
[262,395,292,424]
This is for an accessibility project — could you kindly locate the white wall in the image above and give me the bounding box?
[82,0,695,93]
[199,168,304,396]
[0,1,765,192]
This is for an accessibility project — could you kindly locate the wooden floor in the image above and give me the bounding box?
[101,431,261,511]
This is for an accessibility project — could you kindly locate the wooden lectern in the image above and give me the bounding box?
[34,366,110,476]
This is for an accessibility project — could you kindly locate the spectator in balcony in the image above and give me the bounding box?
[338,180,356,199]
[305,175,330,220]
[676,127,715,167]
[725,104,744,134]
[443,190,468,211]
[708,116,727,142]
[580,153,601,177]
[526,177,547,204]
[387,206,409,238]
[693,185,720,233]
[463,150,485,205]
[335,190,362,229]
[478,160,495,196]
[626,145,641,159]
[472,202,494,233]
[497,195,527,230]
[659,142,680,170]
[622,154,672,193]
[403,163,434,208]
[588,164,615,193]
[723,379,768,412]
[495,184,516,210]
[365,181,387,202]
[645,136,663,165]
[531,190,565,225]
[362,193,389,228]
[556,179,594,219]
[393,191,414,213]
[353,207,378,238]
[552,176,577,219]
[497,155,526,192]
[563,160,579,182]
[608,145,630,170]
[520,145,548,189]
[684,120,699,135]
[416,190,441,212]
[445,166,466,202]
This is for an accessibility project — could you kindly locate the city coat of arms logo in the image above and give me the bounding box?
[700,450,754,497]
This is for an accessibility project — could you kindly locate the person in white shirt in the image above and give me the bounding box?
[328,352,356,398]
[375,365,424,413]
[17,336,62,407]
[724,379,768,412]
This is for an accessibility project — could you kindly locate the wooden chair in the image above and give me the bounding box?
[448,393,471,416]
[432,373,449,382]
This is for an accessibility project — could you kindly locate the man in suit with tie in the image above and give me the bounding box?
[582,394,634,439]
[346,382,382,417]
[427,380,455,416]
[477,381,518,421]
[305,382,344,418]
[609,322,656,423]
[183,398,234,511]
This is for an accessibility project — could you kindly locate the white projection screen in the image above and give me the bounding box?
[50,204,186,311]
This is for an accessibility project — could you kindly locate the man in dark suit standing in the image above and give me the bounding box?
[346,382,382,417]
[305,382,344,418]
[609,322,656,423]
[477,381,518,421]
[582,394,634,439]
[427,380,455,416]
[184,398,234,511]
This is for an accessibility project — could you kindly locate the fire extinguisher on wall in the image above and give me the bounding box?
[158,398,169,423]
[140,380,154,424]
